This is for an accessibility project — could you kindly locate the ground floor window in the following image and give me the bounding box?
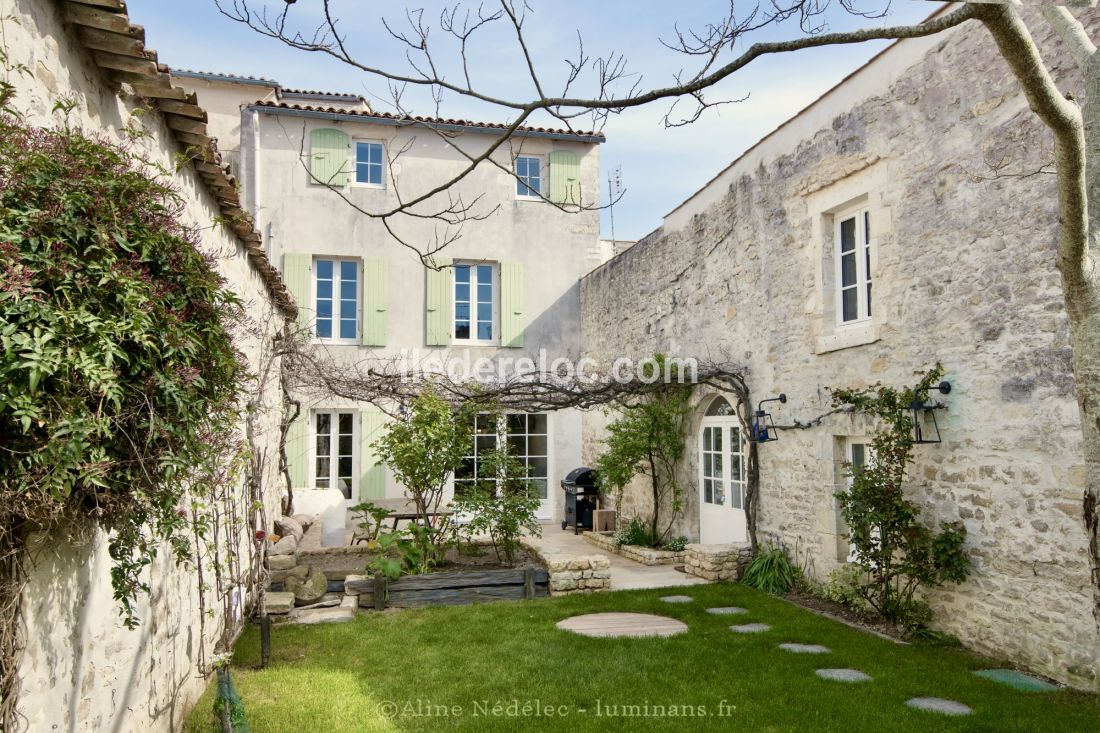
[455,412,548,499]
[315,410,356,499]
[838,437,873,563]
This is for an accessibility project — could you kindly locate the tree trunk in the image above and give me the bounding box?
[648,449,660,545]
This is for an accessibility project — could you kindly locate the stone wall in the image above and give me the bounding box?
[581,11,1099,689]
[582,531,686,566]
[7,1,290,729]
[520,538,611,594]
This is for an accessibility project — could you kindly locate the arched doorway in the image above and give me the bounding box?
[698,396,748,544]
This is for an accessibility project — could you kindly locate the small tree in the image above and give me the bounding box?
[596,359,692,546]
[373,388,472,567]
[453,437,541,565]
[831,366,971,627]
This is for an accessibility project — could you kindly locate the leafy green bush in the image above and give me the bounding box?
[0,116,244,625]
[662,535,689,552]
[613,516,655,548]
[831,366,971,627]
[741,544,796,593]
[350,500,391,544]
[822,566,869,611]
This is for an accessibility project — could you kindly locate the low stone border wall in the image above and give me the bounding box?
[582,531,685,566]
[683,543,753,581]
[521,538,611,595]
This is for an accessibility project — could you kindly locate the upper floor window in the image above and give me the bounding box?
[315,258,359,341]
[837,208,871,325]
[454,263,496,343]
[515,156,541,198]
[354,141,384,186]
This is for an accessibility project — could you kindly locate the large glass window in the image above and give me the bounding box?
[515,155,541,197]
[354,141,384,186]
[315,410,356,499]
[454,263,495,342]
[315,258,359,340]
[837,208,871,324]
[455,413,548,499]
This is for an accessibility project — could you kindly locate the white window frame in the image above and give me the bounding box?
[834,205,872,327]
[350,139,386,188]
[313,257,361,343]
[452,261,499,346]
[698,417,747,510]
[841,438,877,564]
[311,409,359,500]
[454,412,550,501]
[514,154,543,200]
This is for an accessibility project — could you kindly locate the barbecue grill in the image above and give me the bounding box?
[561,467,600,534]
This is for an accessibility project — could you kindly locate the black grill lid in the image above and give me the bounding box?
[561,467,598,490]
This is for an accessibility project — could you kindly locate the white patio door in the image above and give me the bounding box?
[699,397,748,544]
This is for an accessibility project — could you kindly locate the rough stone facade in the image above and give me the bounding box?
[581,12,1098,689]
[7,2,290,729]
[683,544,753,581]
[521,538,611,594]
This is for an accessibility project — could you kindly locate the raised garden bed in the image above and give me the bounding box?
[582,530,685,565]
[344,566,549,609]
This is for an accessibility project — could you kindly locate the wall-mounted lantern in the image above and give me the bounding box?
[910,381,951,445]
[752,394,787,443]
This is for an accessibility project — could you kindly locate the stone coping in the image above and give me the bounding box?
[520,537,611,595]
[582,531,686,566]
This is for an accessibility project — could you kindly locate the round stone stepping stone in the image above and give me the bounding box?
[779,643,831,654]
[816,668,872,683]
[905,697,973,716]
[556,612,688,638]
[706,606,747,615]
[660,595,694,603]
[729,623,771,633]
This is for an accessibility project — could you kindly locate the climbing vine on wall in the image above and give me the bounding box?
[0,113,249,727]
[830,366,971,629]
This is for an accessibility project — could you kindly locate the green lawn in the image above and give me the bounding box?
[184,583,1099,732]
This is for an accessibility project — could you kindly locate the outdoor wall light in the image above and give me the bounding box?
[752,394,787,443]
[910,381,952,445]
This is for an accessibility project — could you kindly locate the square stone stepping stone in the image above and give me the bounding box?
[905,697,972,716]
[973,669,1059,692]
[706,606,747,615]
[779,643,830,654]
[660,595,694,603]
[816,668,871,683]
[729,623,771,633]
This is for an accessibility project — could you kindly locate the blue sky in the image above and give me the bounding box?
[128,1,936,240]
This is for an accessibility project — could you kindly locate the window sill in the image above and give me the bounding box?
[311,338,361,347]
[350,183,386,190]
[515,195,543,203]
[815,322,880,355]
[451,341,501,349]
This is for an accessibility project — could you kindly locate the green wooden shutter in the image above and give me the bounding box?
[500,262,524,348]
[548,150,580,204]
[425,256,452,346]
[282,253,312,333]
[286,409,308,489]
[360,407,387,500]
[309,128,348,186]
[362,256,389,347]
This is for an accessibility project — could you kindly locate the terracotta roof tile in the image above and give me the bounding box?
[251,101,606,141]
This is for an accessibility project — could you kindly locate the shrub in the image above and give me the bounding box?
[0,116,245,626]
[741,544,796,593]
[822,566,869,611]
[831,366,971,627]
[662,535,689,552]
[614,516,655,548]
